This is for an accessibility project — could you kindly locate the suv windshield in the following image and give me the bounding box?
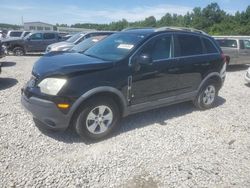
[84,33,146,61]
[66,33,85,43]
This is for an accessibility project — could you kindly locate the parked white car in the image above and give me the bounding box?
[245,67,250,83]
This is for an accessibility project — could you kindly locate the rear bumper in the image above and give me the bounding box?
[21,94,70,131]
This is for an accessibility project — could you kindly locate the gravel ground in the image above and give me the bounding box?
[0,56,250,188]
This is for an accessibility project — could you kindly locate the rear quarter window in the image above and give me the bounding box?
[176,34,203,57]
[216,39,238,48]
[203,38,218,54]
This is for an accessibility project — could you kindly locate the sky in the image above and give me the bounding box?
[0,0,249,25]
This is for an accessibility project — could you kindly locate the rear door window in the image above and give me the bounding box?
[216,39,238,48]
[202,38,218,53]
[175,34,203,57]
[43,33,56,40]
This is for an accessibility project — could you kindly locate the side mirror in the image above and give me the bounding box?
[137,54,153,65]
[26,37,31,41]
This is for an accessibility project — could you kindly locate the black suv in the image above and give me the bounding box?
[21,27,227,141]
[2,31,62,56]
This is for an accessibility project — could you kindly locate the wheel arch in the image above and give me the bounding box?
[198,72,223,92]
[12,45,26,53]
[68,86,128,126]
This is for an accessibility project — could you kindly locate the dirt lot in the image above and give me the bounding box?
[0,56,250,187]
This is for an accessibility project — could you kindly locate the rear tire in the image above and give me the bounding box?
[13,47,25,56]
[73,96,120,141]
[193,80,219,110]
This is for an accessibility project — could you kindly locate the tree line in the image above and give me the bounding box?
[69,3,250,35]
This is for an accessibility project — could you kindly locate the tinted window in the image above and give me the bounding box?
[29,33,43,40]
[44,33,56,40]
[177,34,203,56]
[216,39,237,48]
[10,31,22,37]
[203,38,218,53]
[140,35,171,61]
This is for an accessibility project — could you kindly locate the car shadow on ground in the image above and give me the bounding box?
[0,78,18,90]
[245,83,250,88]
[39,96,226,144]
[0,61,16,67]
[227,64,249,72]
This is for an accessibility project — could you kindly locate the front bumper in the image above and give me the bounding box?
[245,71,250,83]
[21,93,70,131]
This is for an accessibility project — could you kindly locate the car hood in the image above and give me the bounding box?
[48,41,74,49]
[33,52,114,78]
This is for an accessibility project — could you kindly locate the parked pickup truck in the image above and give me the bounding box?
[1,31,63,56]
[214,36,250,65]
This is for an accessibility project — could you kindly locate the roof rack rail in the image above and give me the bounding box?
[155,26,208,35]
[122,27,154,31]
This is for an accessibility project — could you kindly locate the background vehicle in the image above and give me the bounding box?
[214,36,250,65]
[46,31,114,52]
[22,27,226,141]
[245,68,250,83]
[2,31,62,56]
[0,41,6,58]
[61,34,73,41]
[6,30,30,38]
[70,35,112,53]
[0,30,6,40]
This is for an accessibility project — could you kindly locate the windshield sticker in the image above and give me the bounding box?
[117,44,134,50]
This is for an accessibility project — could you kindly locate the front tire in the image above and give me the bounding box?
[194,80,219,110]
[74,96,120,141]
[13,47,25,56]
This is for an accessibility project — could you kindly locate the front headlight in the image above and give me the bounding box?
[38,78,67,95]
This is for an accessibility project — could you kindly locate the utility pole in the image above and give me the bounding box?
[21,16,24,30]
